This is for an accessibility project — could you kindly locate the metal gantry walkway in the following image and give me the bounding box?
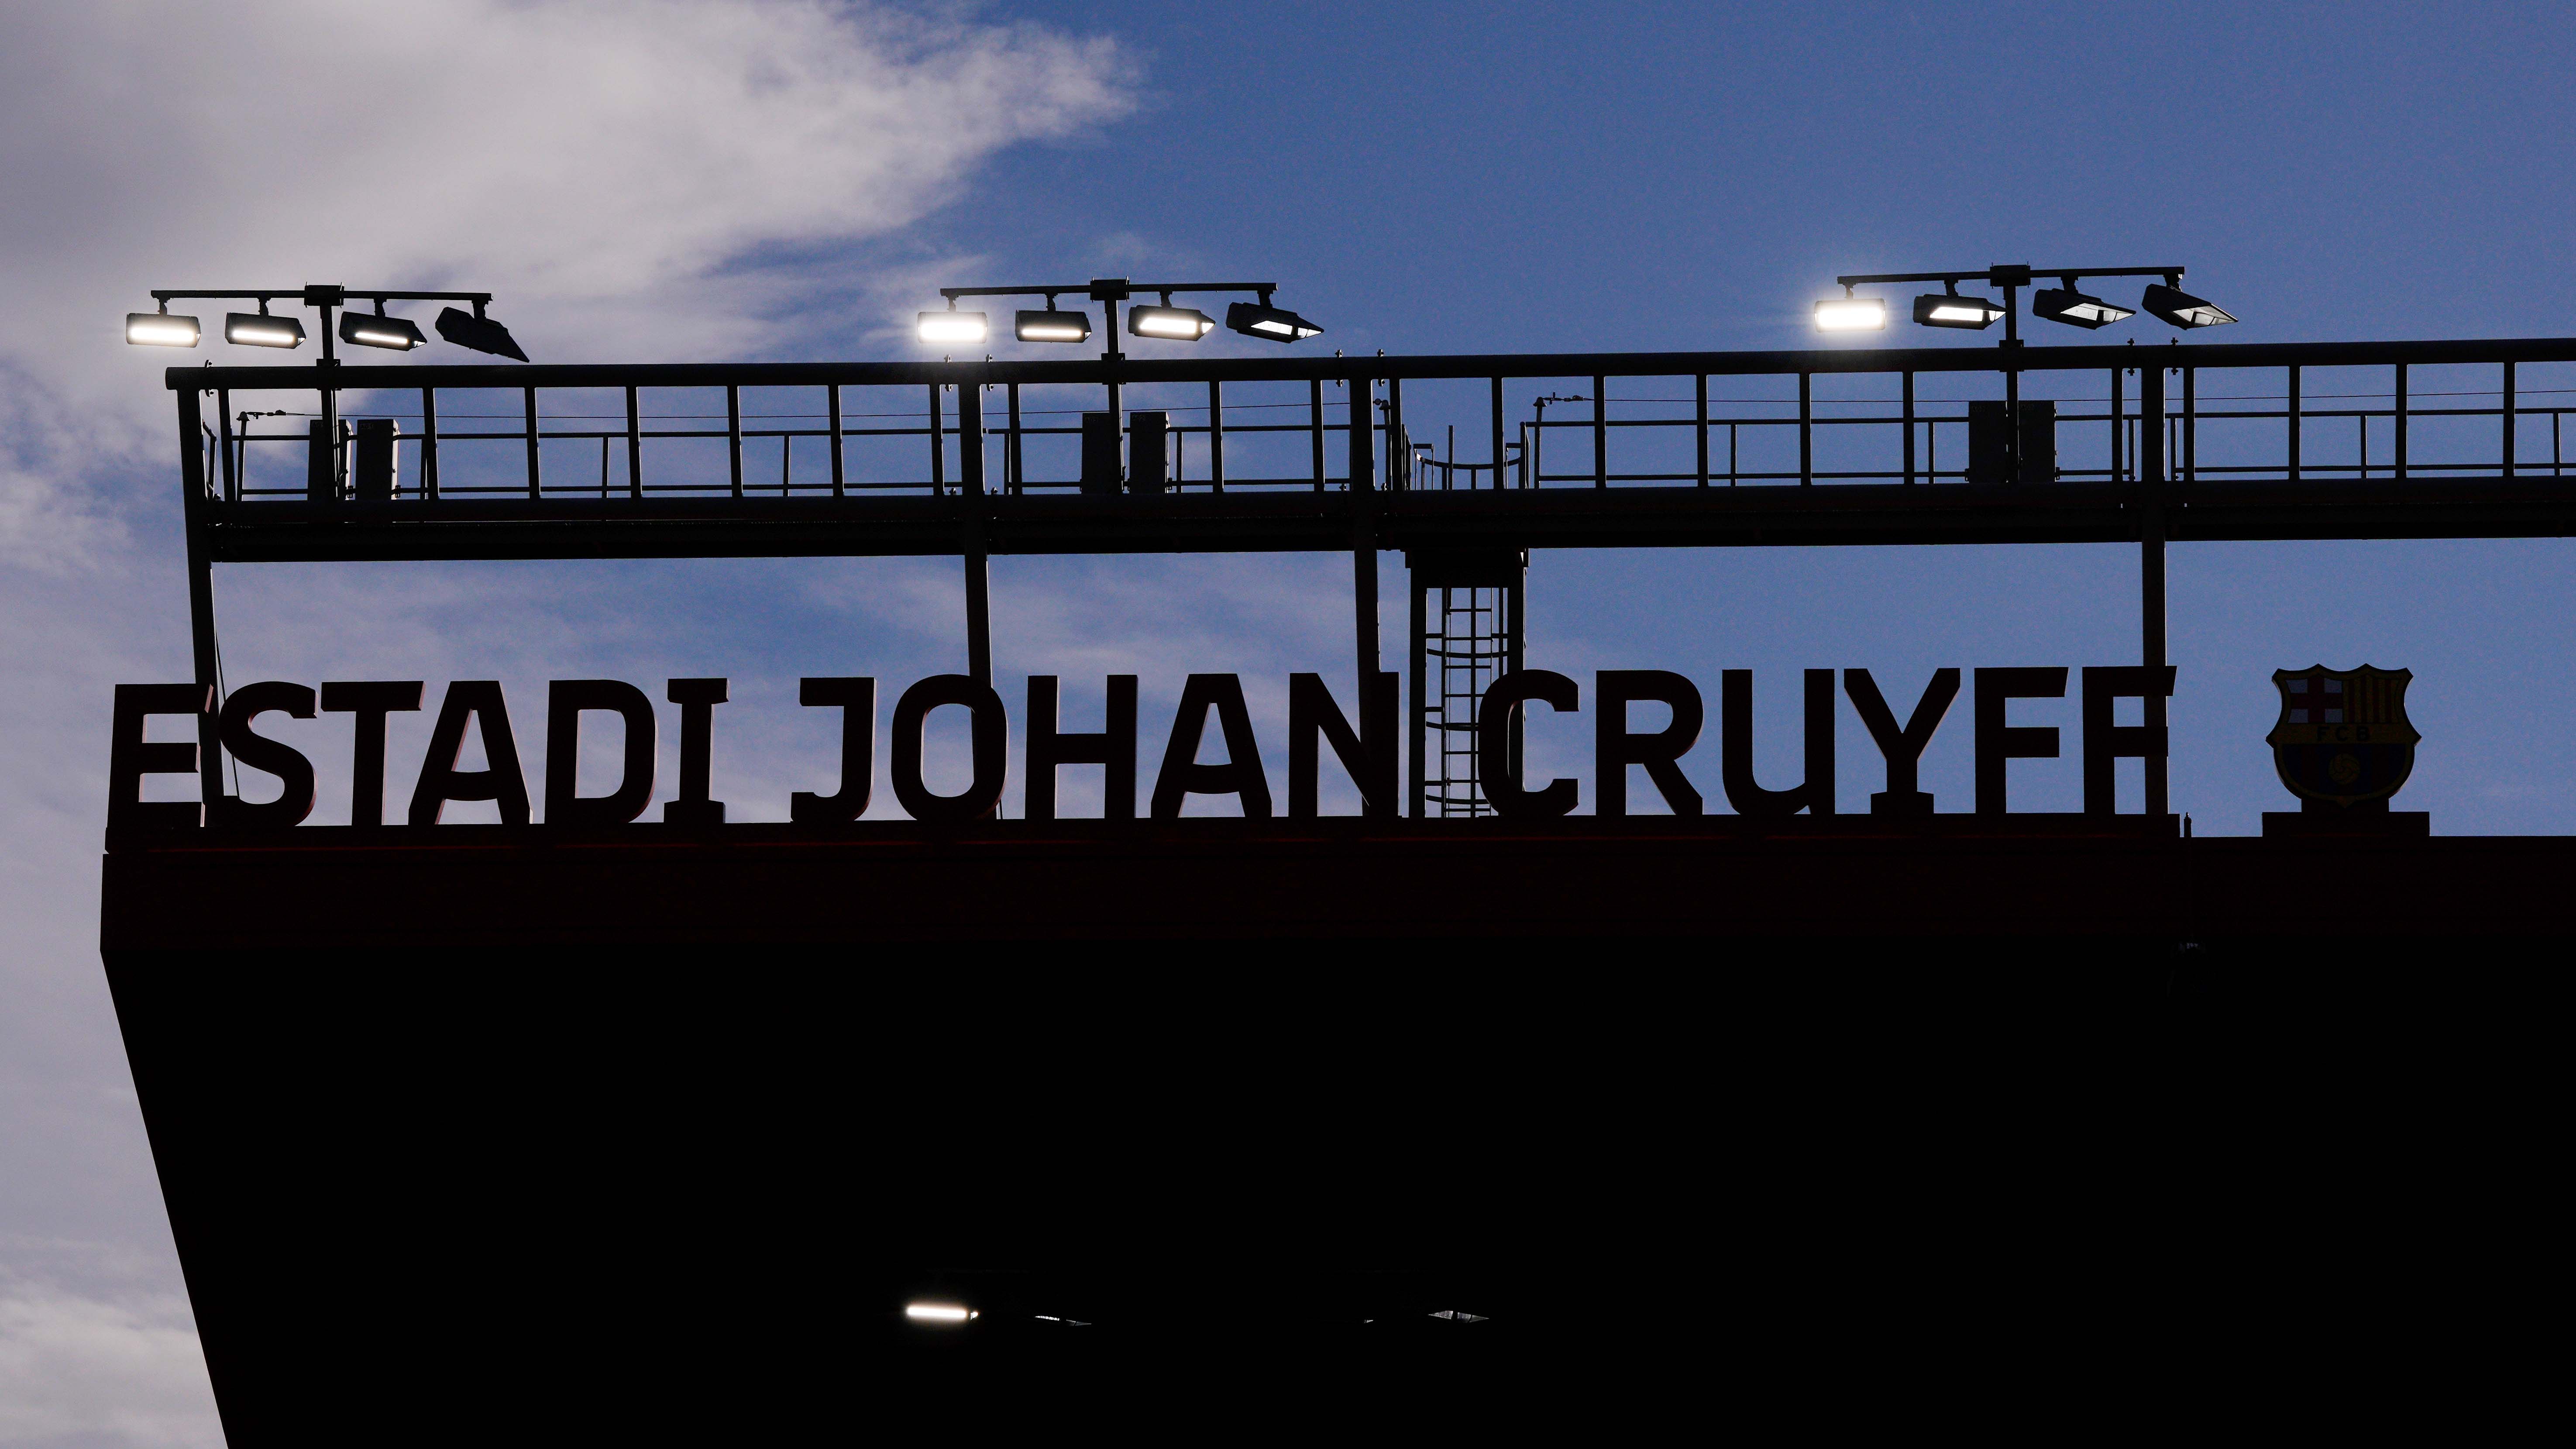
[165,335,2576,825]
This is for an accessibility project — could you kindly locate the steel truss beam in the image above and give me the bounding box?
[191,476,2576,563]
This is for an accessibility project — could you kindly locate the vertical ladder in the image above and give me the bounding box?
[1407,548,1526,818]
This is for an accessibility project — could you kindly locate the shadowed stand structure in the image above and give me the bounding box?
[103,331,2576,1427]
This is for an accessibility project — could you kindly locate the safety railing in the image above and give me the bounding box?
[180,339,2576,510]
[207,378,1371,503]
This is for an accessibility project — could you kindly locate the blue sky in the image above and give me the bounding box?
[792,0,2576,833]
[933,1,2576,355]
[7,3,2576,1441]
[59,1,2576,840]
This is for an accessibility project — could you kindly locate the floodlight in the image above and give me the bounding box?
[225,311,307,349]
[1912,291,2007,330]
[1225,299,1324,343]
[905,1304,975,1323]
[1127,304,1216,341]
[917,310,988,345]
[434,306,529,361]
[2141,282,2236,329]
[339,310,426,351]
[2030,286,2133,329]
[126,310,200,347]
[1015,308,1091,343]
[1814,296,1886,331]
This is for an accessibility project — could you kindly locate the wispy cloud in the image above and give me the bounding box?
[0,1245,220,1449]
[0,0,1136,560]
[0,5,1140,1442]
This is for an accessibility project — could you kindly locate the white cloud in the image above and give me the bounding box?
[0,1267,219,1449]
[0,6,1138,1443]
[0,0,1135,557]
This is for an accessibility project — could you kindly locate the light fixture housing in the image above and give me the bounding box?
[1912,292,2007,330]
[339,311,426,351]
[917,310,988,346]
[434,307,529,361]
[126,311,201,347]
[2030,286,2134,329]
[225,312,307,349]
[1225,300,1323,343]
[1127,304,1216,341]
[1015,308,1091,343]
[2141,282,2236,329]
[1814,296,1887,331]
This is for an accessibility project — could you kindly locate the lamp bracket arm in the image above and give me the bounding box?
[148,288,494,306]
[1833,265,2184,289]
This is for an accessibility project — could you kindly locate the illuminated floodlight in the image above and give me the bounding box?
[225,311,307,349]
[917,310,989,346]
[1912,291,2007,330]
[1814,296,1887,331]
[1225,300,1323,343]
[2141,282,2236,329]
[434,307,530,361]
[1015,308,1092,343]
[904,1303,976,1323]
[2030,286,2134,330]
[126,310,201,347]
[340,310,426,351]
[1127,304,1216,341]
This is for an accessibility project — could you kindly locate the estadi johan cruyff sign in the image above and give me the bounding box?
[104,664,2202,829]
[106,662,2438,829]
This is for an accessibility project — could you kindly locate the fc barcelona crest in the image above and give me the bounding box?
[2266,665,2419,808]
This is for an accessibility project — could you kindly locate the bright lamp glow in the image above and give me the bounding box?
[2141,282,2236,329]
[905,1303,975,1323]
[126,312,201,347]
[1015,308,1091,343]
[225,312,306,349]
[340,312,426,351]
[1912,293,2007,330]
[1225,300,1324,343]
[2030,287,2134,329]
[1814,297,1886,331]
[917,310,989,345]
[1127,305,1216,341]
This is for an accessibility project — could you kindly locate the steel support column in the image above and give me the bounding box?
[1208,379,1225,492]
[926,384,944,496]
[963,551,991,688]
[623,386,641,500]
[825,385,843,498]
[2139,365,2168,817]
[422,388,441,500]
[176,388,223,811]
[960,382,991,688]
[1592,376,1607,489]
[2503,361,2517,477]
[1352,374,1378,685]
[2287,365,2301,483]
[526,387,543,499]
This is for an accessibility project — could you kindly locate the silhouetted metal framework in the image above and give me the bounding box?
[1404,547,1524,819]
[169,336,2576,818]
